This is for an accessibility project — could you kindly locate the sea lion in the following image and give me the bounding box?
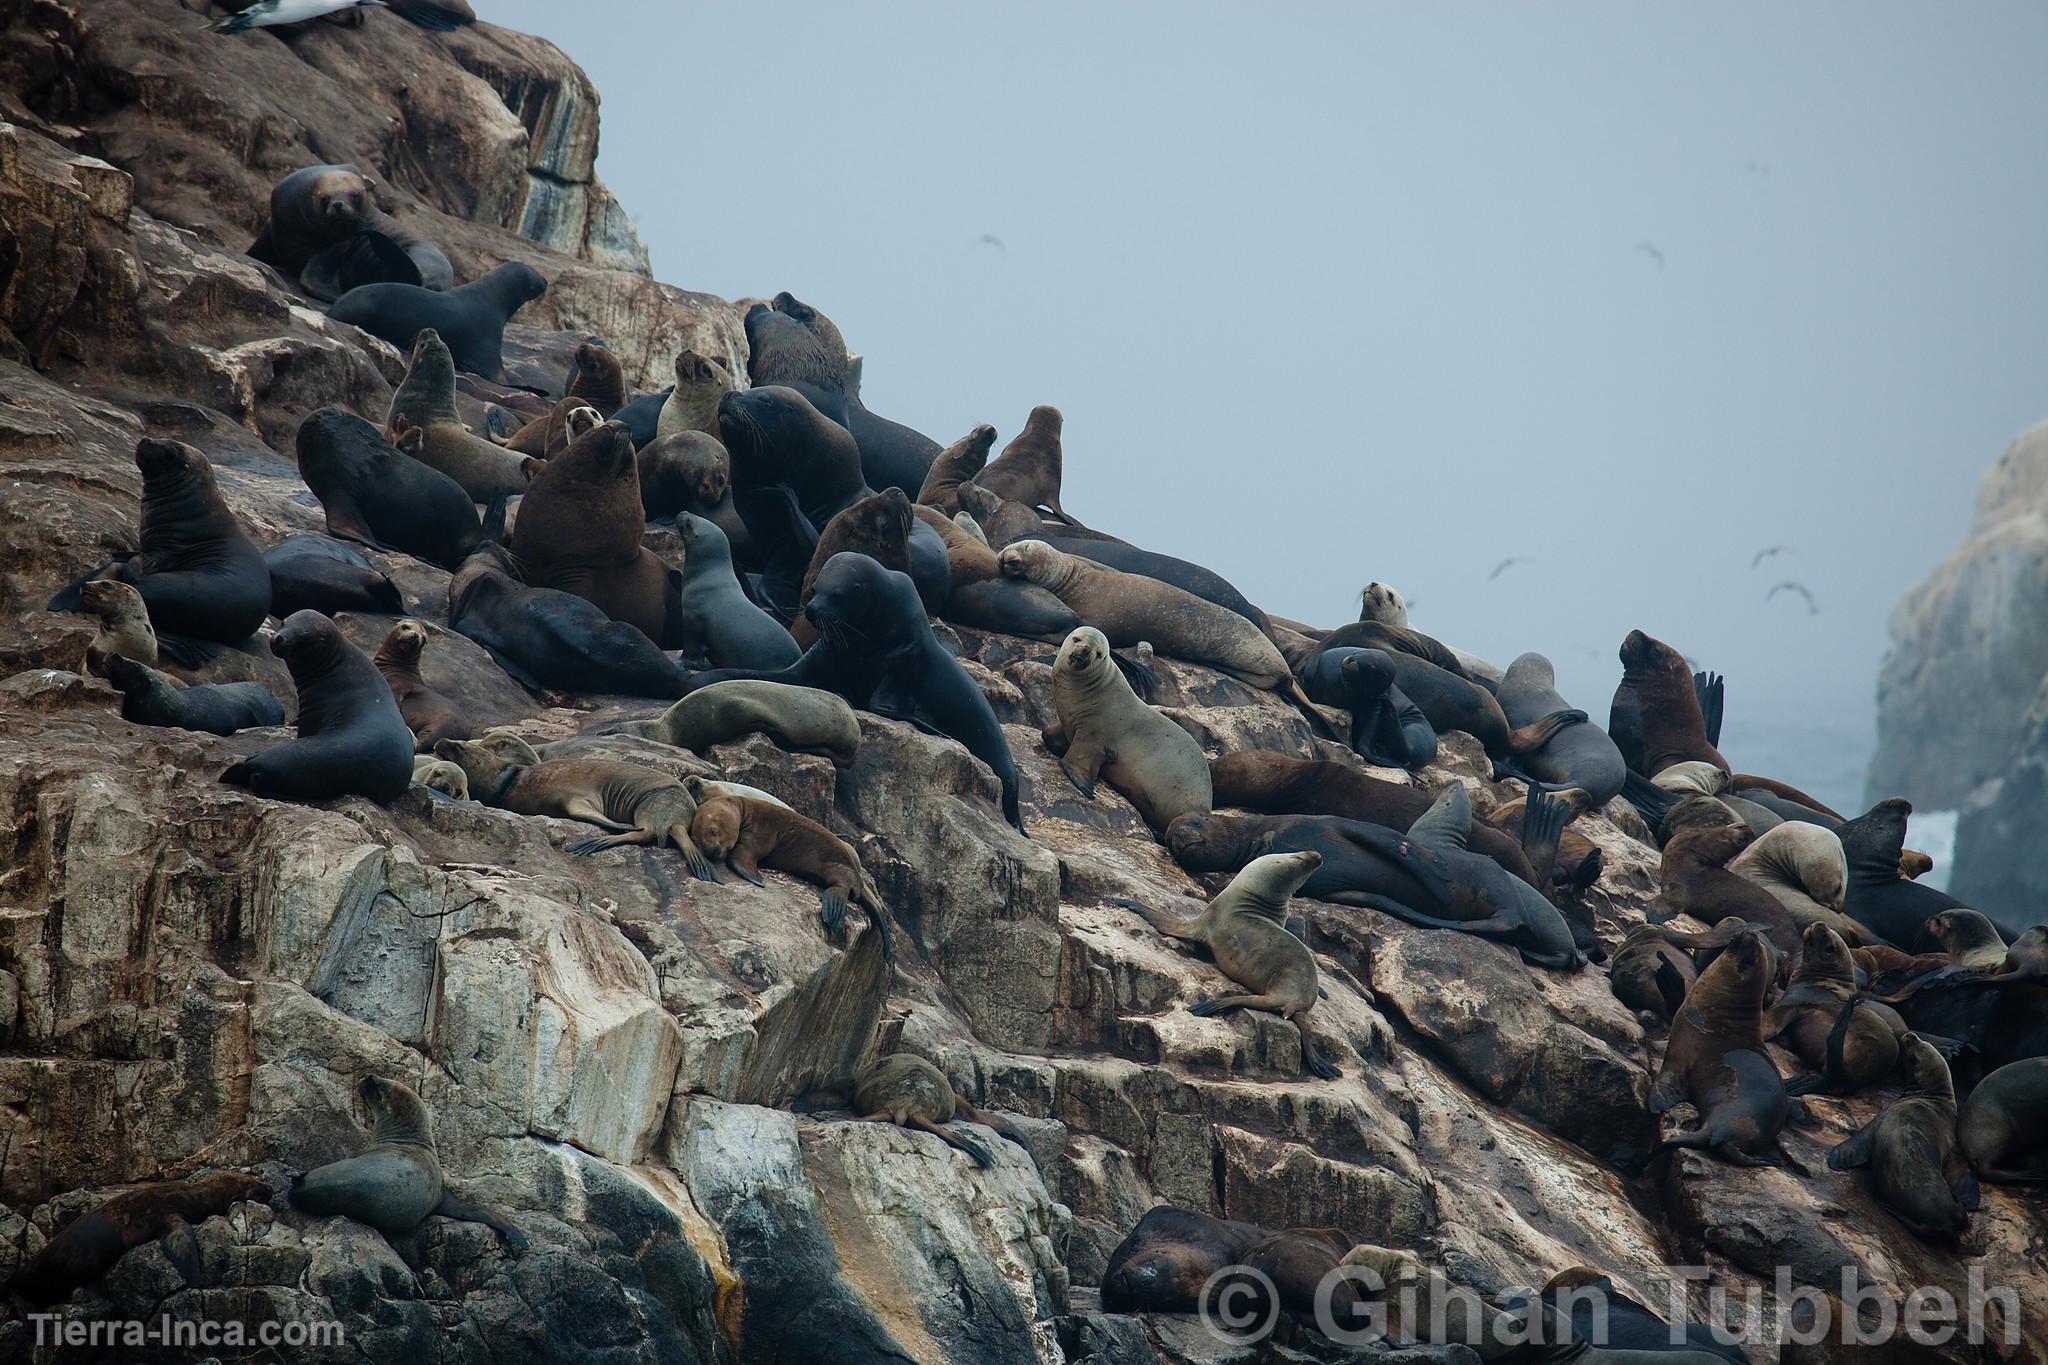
[510,420,674,644]
[671,513,801,669]
[914,424,997,515]
[1018,532,1284,639]
[792,488,943,641]
[1648,928,1795,1166]
[953,512,988,543]
[411,755,469,800]
[1840,798,1971,947]
[1728,774,1844,828]
[1206,750,1543,888]
[1100,1206,1269,1313]
[1310,618,1469,679]
[1298,646,1436,768]
[434,732,720,882]
[639,432,730,522]
[1522,1268,1750,1364]
[263,535,404,617]
[1999,925,2048,981]
[684,776,791,811]
[1654,761,1783,838]
[1335,1245,1528,1359]
[373,619,469,752]
[1958,1058,2048,1183]
[845,1053,1033,1166]
[248,164,451,301]
[1357,581,1408,626]
[1923,908,2008,968]
[655,349,735,439]
[1,1172,270,1308]
[682,554,1025,833]
[500,341,625,454]
[1495,652,1628,805]
[607,678,861,764]
[744,301,847,423]
[78,578,156,676]
[326,261,547,380]
[772,293,944,495]
[288,1076,524,1249]
[1767,923,1903,1094]
[50,439,271,666]
[691,794,890,954]
[1609,629,1728,777]
[1370,650,1586,767]
[1649,826,1802,958]
[912,504,1081,642]
[1477,789,1605,906]
[219,611,412,803]
[1119,849,1343,1078]
[1610,923,1698,1023]
[975,404,1070,519]
[446,543,687,698]
[717,385,869,613]
[610,389,669,449]
[384,329,541,501]
[497,398,603,460]
[1725,822,1863,944]
[104,655,284,735]
[1042,626,1211,829]
[295,408,481,570]
[1826,1034,1976,1240]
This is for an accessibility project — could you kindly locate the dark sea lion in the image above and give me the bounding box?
[1100,1206,1269,1313]
[912,504,1081,642]
[772,294,944,495]
[1299,646,1436,768]
[1729,773,1843,820]
[1958,1058,2048,1183]
[670,513,801,669]
[1043,626,1211,829]
[2000,925,2048,981]
[435,731,719,882]
[717,385,869,613]
[263,535,404,617]
[914,423,997,515]
[289,1076,524,1249]
[296,408,481,570]
[844,1054,1033,1167]
[1335,1245,1542,1359]
[1479,792,1606,953]
[975,404,1070,519]
[611,388,671,450]
[1120,849,1343,1078]
[1,1172,270,1308]
[50,438,271,666]
[373,619,469,752]
[1609,629,1728,777]
[1826,1033,1976,1240]
[656,348,735,439]
[1496,651,1628,805]
[78,578,156,675]
[326,261,547,380]
[958,482,1053,549]
[1649,928,1795,1166]
[743,302,847,422]
[1610,923,1699,1023]
[638,432,729,521]
[1923,908,2008,967]
[1223,1228,1363,1331]
[1311,618,1468,678]
[510,420,674,645]
[607,678,860,764]
[447,544,686,698]
[1649,826,1802,958]
[1524,1267,1751,1364]
[248,164,451,301]
[1767,923,1903,1094]
[1840,798,1970,947]
[692,794,891,955]
[384,329,540,501]
[1206,750,1542,888]
[684,553,1025,833]
[1371,650,1585,767]
[791,488,944,642]
[220,611,414,803]
[105,655,284,735]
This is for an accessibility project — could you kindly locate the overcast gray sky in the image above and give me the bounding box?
[493,0,2047,808]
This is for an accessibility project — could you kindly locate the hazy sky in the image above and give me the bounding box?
[495,0,2047,803]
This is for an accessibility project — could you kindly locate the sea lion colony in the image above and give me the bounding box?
[13,21,2046,1357]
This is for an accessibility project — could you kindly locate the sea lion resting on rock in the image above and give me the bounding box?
[373,619,469,752]
[843,1053,1033,1167]
[1649,928,1795,1167]
[411,756,469,800]
[1923,908,2008,968]
[296,409,481,571]
[326,261,547,381]
[1654,761,1782,838]
[0,1172,270,1308]
[1367,649,1586,768]
[1609,923,1698,1023]
[609,678,860,765]
[1649,825,1803,960]
[1959,1058,2048,1183]
[446,544,687,699]
[1725,821,1866,946]
[1118,849,1343,1079]
[384,329,540,502]
[220,611,413,804]
[656,349,735,439]
[1298,646,1436,768]
[1495,651,1627,805]
[262,535,403,618]
[1043,626,1211,830]
[248,164,452,302]
[105,655,284,736]
[911,503,1081,642]
[1827,1033,1977,1241]
[78,579,156,676]
[690,794,891,956]
[288,1077,524,1250]
[1100,1206,1268,1313]
[670,513,800,669]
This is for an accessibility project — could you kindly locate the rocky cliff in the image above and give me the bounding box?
[0,5,2041,1363]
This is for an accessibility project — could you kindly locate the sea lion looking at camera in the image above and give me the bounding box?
[1042,626,1211,829]
[639,433,730,522]
[327,261,547,381]
[373,619,469,752]
[656,349,735,439]
[499,341,625,454]
[1649,928,1795,1167]
[842,1054,1034,1168]
[691,794,892,956]
[219,611,413,804]
[248,164,452,302]
[1826,1034,1977,1241]
[1,1172,271,1308]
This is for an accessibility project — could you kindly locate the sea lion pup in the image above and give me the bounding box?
[1298,646,1437,768]
[220,612,413,803]
[639,432,730,521]
[1923,908,2008,968]
[78,578,156,675]
[296,408,481,570]
[656,348,736,439]
[912,504,1082,642]
[1826,1034,1977,1241]
[411,755,469,800]
[509,420,674,645]
[1042,626,1211,829]
[446,543,688,699]
[1838,797,1971,947]
[607,679,861,765]
[247,164,452,301]
[914,423,997,515]
[0,1172,271,1308]
[1959,1058,2048,1183]
[104,655,284,736]
[326,261,548,381]
[690,794,891,955]
[499,341,625,455]
[1207,750,1544,888]
[671,513,801,669]
[684,776,791,811]
[263,535,404,618]
[843,1053,1032,1166]
[683,553,1026,834]
[998,539,1333,736]
[373,619,469,752]
[289,1076,525,1251]
[789,488,939,644]
[1119,849,1342,1078]
[1495,652,1627,805]
[383,331,541,502]
[1610,923,1699,1023]
[1609,629,1729,778]
[1766,923,1903,1095]
[49,439,272,666]
[1100,1206,1270,1313]
[1648,928,1796,1167]
[974,404,1071,520]
[1725,822,1865,947]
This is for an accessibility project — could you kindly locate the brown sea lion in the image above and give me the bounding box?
[1766,923,1903,1095]
[789,487,921,647]
[78,578,156,676]
[974,404,1070,520]
[499,397,604,459]
[1609,629,1729,777]
[690,794,891,956]
[1043,626,1211,829]
[1225,1227,1365,1331]
[656,349,736,439]
[911,504,1081,642]
[1649,825,1803,959]
[1,1172,270,1307]
[247,164,452,302]
[607,678,861,765]
[1958,1057,2048,1183]
[639,432,730,521]
[220,611,414,803]
[1481,789,1604,900]
[1924,908,2008,969]
[1119,849,1342,1078]
[390,413,538,508]
[373,619,469,752]
[411,755,469,800]
[1726,822,1866,945]
[500,341,624,455]
[914,424,997,515]
[845,1053,1033,1167]
[1610,923,1698,1023]
[509,420,675,646]
[1826,1033,1976,1240]
[1100,1206,1269,1313]
[1649,928,1796,1166]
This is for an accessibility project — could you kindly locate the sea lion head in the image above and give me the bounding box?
[1839,797,1912,874]
[573,340,620,386]
[1101,1238,1225,1313]
[804,552,921,642]
[269,608,344,673]
[1618,628,1690,681]
[134,436,207,487]
[78,578,144,622]
[1714,927,1771,1000]
[564,406,604,443]
[772,290,850,360]
[491,261,549,307]
[1672,823,1752,869]
[1164,812,1256,873]
[1055,626,1113,682]
[939,424,997,476]
[408,327,453,377]
[413,758,469,801]
[1653,761,1728,797]
[2001,925,2047,977]
[1336,1242,1423,1290]
[673,347,733,391]
[744,304,843,390]
[552,419,636,484]
[1020,404,1063,439]
[393,422,427,457]
[1335,647,1395,699]
[356,1075,432,1145]
[840,488,913,558]
[378,618,429,666]
[996,538,1060,583]
[1241,848,1322,901]
[1659,793,1741,842]
[433,730,541,791]
[1924,908,2002,960]
[101,652,156,693]
[1897,1032,1954,1098]
[311,167,373,232]
[689,795,745,861]
[1898,848,1934,879]
[1795,921,1855,986]
[715,385,824,472]
[1357,582,1409,625]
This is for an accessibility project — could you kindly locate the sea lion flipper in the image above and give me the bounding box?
[1518,787,1568,885]
[914,1117,994,1169]
[1507,708,1589,754]
[730,850,767,887]
[155,633,220,668]
[1109,648,1158,698]
[1693,671,1725,749]
[432,1193,528,1252]
[1826,1121,1878,1170]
